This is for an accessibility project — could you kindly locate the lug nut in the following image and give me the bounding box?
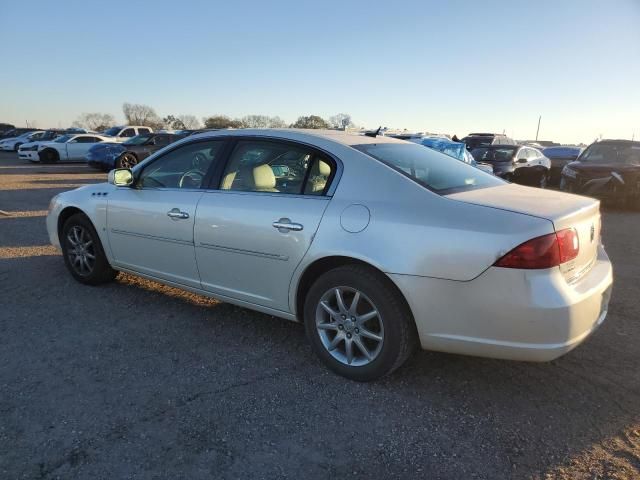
[341,314,346,320]
[351,317,356,321]
[346,333,352,339]
[355,328,359,333]
[338,325,344,330]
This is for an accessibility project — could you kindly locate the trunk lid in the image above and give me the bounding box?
[448,184,601,283]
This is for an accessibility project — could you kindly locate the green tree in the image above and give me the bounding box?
[290,115,330,129]
[203,115,244,129]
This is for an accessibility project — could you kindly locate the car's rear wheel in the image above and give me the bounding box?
[117,153,138,169]
[304,264,417,381]
[61,213,117,285]
[40,148,59,164]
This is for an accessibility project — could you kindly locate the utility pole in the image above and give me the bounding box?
[535,115,541,141]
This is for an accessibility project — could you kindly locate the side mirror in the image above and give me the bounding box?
[108,168,134,186]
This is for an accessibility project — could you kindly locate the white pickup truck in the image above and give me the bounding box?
[34,134,111,163]
[101,126,153,143]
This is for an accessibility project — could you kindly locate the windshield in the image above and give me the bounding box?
[54,135,73,143]
[471,147,517,162]
[354,143,503,194]
[579,143,640,165]
[102,127,121,136]
[462,136,494,150]
[124,134,152,145]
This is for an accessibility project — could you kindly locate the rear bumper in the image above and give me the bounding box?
[389,244,613,362]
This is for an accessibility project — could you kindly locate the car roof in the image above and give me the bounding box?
[191,128,408,147]
[596,139,640,146]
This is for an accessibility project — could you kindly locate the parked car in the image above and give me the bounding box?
[17,130,69,160]
[0,127,34,140]
[461,133,516,151]
[34,134,111,163]
[560,139,640,207]
[543,146,583,186]
[47,129,612,381]
[0,130,42,151]
[86,133,185,171]
[101,126,153,143]
[418,136,494,174]
[471,145,551,187]
[0,123,15,135]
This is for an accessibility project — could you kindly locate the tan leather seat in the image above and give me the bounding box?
[310,159,331,192]
[252,164,279,192]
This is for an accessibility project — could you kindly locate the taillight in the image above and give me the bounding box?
[494,228,579,269]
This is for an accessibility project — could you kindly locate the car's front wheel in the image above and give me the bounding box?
[61,213,117,285]
[304,264,417,381]
[40,148,59,164]
[14,143,22,152]
[117,153,138,169]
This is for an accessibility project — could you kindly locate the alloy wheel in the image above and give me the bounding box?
[315,286,384,366]
[66,225,96,276]
[120,154,137,168]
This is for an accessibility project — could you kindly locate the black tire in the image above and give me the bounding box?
[61,213,118,285]
[116,152,138,169]
[14,143,22,152]
[303,264,417,381]
[40,148,59,164]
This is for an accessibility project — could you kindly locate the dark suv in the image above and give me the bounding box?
[560,140,640,206]
[461,133,516,151]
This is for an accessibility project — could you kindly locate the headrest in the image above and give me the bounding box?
[253,164,276,189]
[317,160,331,176]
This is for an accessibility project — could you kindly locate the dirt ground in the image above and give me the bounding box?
[0,152,638,479]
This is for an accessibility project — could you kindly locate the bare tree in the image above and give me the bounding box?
[122,103,162,128]
[329,113,353,129]
[72,112,116,131]
[177,114,201,130]
[240,115,287,128]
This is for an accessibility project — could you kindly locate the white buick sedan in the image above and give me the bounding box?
[47,129,613,381]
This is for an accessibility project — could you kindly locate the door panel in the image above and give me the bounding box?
[107,188,204,287]
[194,191,329,312]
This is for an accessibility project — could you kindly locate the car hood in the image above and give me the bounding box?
[567,161,640,178]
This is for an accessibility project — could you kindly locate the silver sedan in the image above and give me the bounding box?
[47,129,613,381]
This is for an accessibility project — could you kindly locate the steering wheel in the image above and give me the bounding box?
[178,169,205,188]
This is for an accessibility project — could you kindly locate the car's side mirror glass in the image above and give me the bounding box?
[108,168,134,186]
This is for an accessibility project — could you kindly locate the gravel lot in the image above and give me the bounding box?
[0,151,638,479]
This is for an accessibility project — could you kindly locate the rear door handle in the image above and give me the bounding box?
[273,218,303,232]
[167,208,189,220]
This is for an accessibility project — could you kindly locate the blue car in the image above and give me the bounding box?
[86,133,184,171]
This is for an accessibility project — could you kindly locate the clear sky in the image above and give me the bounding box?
[0,0,638,144]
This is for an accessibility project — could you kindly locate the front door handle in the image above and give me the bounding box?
[273,218,303,232]
[167,208,189,220]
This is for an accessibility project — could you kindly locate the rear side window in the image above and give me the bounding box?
[354,143,503,195]
[220,140,334,195]
[138,128,151,134]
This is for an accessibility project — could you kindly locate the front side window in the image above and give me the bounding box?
[220,140,333,195]
[121,128,135,137]
[103,127,121,136]
[138,140,225,189]
[355,143,502,195]
[74,136,100,143]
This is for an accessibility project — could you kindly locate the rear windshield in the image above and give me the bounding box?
[354,143,503,194]
[579,143,640,165]
[471,147,517,162]
[462,136,494,150]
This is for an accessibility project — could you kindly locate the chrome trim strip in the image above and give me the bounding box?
[110,228,193,246]
[198,242,289,261]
